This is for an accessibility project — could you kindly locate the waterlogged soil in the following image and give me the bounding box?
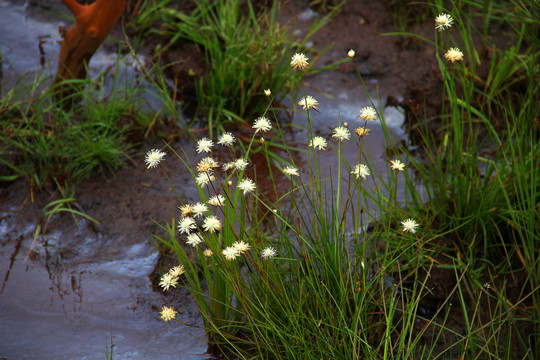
[0,0,462,359]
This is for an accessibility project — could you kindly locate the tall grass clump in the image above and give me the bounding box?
[386,0,539,357]
[149,18,537,354]
[0,62,152,191]
[134,0,334,132]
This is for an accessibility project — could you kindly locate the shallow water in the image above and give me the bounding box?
[1,1,410,359]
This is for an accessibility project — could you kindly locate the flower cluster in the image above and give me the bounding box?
[159,265,185,291]
[435,13,464,64]
[151,47,434,331]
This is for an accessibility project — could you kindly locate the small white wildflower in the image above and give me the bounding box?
[283,166,299,177]
[232,240,251,254]
[178,216,196,235]
[222,162,234,171]
[145,149,165,169]
[290,53,309,71]
[195,172,215,187]
[298,96,319,111]
[264,89,271,97]
[168,265,185,278]
[332,126,351,141]
[390,159,405,171]
[435,13,454,32]
[351,164,370,180]
[203,248,214,257]
[159,305,177,322]
[309,136,327,150]
[202,215,221,233]
[178,204,194,218]
[233,158,249,171]
[261,246,277,260]
[348,49,355,58]
[222,246,240,261]
[159,273,178,291]
[253,116,272,133]
[401,218,419,233]
[444,47,464,63]
[217,132,236,147]
[192,202,208,218]
[186,233,203,247]
[237,178,256,195]
[359,106,378,122]
[197,156,219,173]
[354,127,371,136]
[196,137,214,153]
[208,194,226,206]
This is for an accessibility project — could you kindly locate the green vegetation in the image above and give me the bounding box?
[150,0,539,358]
[0,60,152,190]
[134,0,335,133]
[1,0,537,358]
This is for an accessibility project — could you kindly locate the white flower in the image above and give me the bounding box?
[237,178,256,195]
[208,194,226,206]
[178,204,194,218]
[332,126,351,141]
[261,246,277,260]
[159,305,177,322]
[348,49,355,58]
[435,13,453,31]
[196,172,215,187]
[351,164,370,180]
[444,47,464,63]
[298,96,319,111]
[283,166,299,177]
[309,136,327,150]
[197,156,219,173]
[168,265,185,277]
[192,202,209,218]
[203,248,214,257]
[196,137,214,153]
[401,218,419,233]
[233,158,249,171]
[217,132,236,147]
[390,159,405,171]
[253,116,272,133]
[178,216,196,234]
[145,149,165,169]
[186,233,203,247]
[358,106,377,121]
[222,246,240,261]
[264,89,271,97]
[354,127,371,136]
[159,273,178,291]
[203,215,222,233]
[232,240,251,254]
[290,53,309,71]
[222,162,234,171]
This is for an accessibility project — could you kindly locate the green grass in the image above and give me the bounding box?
[149,0,539,359]
[134,0,336,134]
[0,59,152,190]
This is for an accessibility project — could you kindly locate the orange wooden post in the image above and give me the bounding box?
[54,0,127,101]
